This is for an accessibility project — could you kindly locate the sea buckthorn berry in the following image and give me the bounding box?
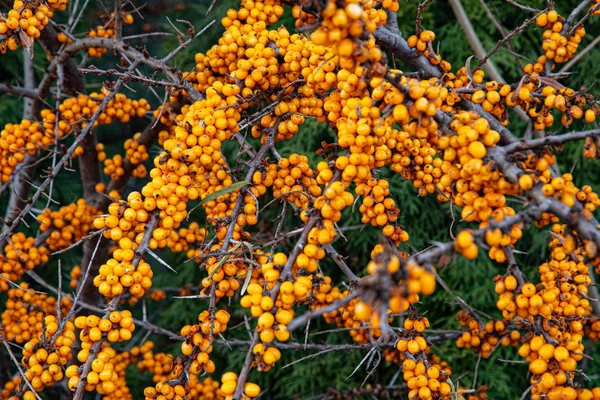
[1,1,600,399]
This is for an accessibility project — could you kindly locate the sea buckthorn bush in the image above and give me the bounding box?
[1,0,600,399]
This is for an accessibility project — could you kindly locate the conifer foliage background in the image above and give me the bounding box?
[0,0,599,399]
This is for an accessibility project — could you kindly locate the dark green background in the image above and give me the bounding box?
[1,0,599,398]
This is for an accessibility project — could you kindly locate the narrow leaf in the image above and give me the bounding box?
[201,181,250,205]
[240,265,254,295]
[207,242,241,280]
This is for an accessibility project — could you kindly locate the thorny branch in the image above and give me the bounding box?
[1,0,600,398]
[476,9,547,69]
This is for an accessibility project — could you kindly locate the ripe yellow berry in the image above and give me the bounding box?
[244,382,261,397]
[518,174,533,190]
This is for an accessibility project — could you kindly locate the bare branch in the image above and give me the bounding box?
[323,243,360,284]
[502,128,600,153]
[476,9,546,69]
[563,0,595,35]
[0,333,43,400]
[0,84,37,98]
[449,0,505,83]
[503,0,540,12]
[288,292,360,332]
[114,0,123,42]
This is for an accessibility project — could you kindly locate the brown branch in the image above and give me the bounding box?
[76,122,103,208]
[587,265,600,317]
[161,19,216,64]
[478,0,524,70]
[122,32,178,40]
[476,9,546,69]
[33,25,87,114]
[219,125,278,252]
[562,0,595,36]
[566,3,600,38]
[502,128,600,153]
[75,61,158,310]
[503,246,527,289]
[487,147,600,248]
[55,37,202,99]
[288,292,360,332]
[0,333,43,400]
[79,67,188,89]
[220,327,463,352]
[51,227,106,255]
[448,0,530,123]
[373,26,442,79]
[407,208,541,268]
[323,243,360,284]
[22,48,34,117]
[3,156,37,230]
[114,0,123,42]
[220,339,396,352]
[26,269,183,339]
[503,0,540,12]
[78,237,110,309]
[0,83,37,98]
[416,0,434,37]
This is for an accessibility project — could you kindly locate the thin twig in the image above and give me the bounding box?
[476,9,547,69]
[0,334,43,400]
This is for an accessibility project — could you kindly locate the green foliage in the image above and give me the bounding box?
[1,0,599,399]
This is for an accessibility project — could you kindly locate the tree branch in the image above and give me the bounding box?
[502,128,600,153]
[449,0,505,83]
[0,84,37,98]
[373,26,442,79]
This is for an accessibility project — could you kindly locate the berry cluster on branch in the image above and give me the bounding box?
[0,0,600,399]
